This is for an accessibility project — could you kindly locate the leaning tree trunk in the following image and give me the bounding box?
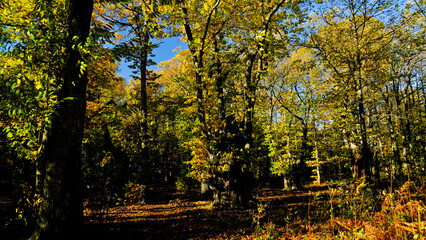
[30,1,93,239]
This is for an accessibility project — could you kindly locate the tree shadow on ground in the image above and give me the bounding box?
[83,188,254,240]
[0,184,332,240]
[83,184,332,239]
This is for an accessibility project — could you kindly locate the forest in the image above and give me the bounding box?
[1,0,426,239]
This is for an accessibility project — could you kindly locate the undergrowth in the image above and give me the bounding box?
[242,181,426,239]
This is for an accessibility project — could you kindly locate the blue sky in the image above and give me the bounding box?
[116,36,187,81]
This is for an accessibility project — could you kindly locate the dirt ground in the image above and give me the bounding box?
[83,185,331,240]
[1,184,332,240]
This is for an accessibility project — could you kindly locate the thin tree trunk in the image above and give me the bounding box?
[139,27,150,185]
[356,89,373,181]
[35,130,48,199]
[243,53,256,150]
[284,117,293,190]
[314,139,320,184]
[383,84,401,183]
[213,37,226,124]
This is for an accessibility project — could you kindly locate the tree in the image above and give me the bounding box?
[264,47,329,188]
[166,0,244,206]
[164,0,306,206]
[308,0,401,182]
[82,43,129,200]
[29,0,94,239]
[95,0,164,185]
[1,0,93,237]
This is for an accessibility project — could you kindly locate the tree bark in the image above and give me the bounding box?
[210,116,257,208]
[295,123,312,188]
[354,77,372,181]
[102,125,129,194]
[30,1,93,239]
[243,53,256,150]
[139,26,150,185]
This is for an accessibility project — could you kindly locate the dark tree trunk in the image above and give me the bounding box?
[355,85,373,181]
[210,116,256,208]
[294,123,312,188]
[102,125,129,194]
[139,27,150,185]
[243,53,256,150]
[35,130,48,199]
[280,104,312,189]
[30,1,93,239]
[182,7,207,139]
[182,6,211,198]
[383,84,402,183]
[214,47,261,208]
[210,163,256,208]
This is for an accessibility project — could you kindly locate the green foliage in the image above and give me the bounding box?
[0,1,71,232]
[1,0,426,237]
[0,0,66,161]
[250,201,281,240]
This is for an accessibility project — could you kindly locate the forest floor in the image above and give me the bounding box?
[2,182,425,239]
[83,184,332,240]
[83,181,426,239]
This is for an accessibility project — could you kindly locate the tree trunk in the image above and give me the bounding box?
[210,162,256,208]
[280,105,312,188]
[102,125,129,194]
[200,170,212,197]
[294,123,311,188]
[314,140,321,184]
[355,86,373,181]
[139,27,150,185]
[284,119,293,190]
[210,116,256,208]
[182,7,207,139]
[213,37,226,123]
[383,84,401,183]
[243,53,256,150]
[30,1,93,239]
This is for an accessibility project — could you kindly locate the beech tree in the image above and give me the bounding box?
[162,0,306,207]
[2,2,426,238]
[308,0,402,182]
[30,1,93,239]
[264,47,329,188]
[1,0,92,238]
[95,0,163,185]
[0,0,95,238]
